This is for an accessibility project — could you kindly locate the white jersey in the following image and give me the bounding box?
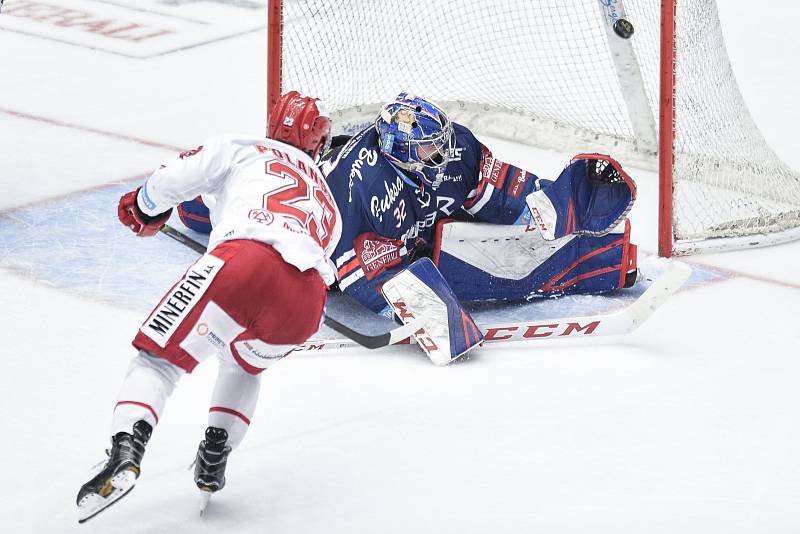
[137,134,342,285]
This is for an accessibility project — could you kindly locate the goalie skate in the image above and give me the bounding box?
[76,420,152,523]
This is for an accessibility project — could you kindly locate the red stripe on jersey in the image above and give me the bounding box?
[463,179,489,210]
[337,256,361,279]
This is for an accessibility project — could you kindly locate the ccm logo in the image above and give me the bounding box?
[484,321,601,341]
[530,207,547,233]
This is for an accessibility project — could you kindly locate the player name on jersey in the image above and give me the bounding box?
[140,255,225,347]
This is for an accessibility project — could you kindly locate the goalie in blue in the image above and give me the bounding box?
[179,92,638,317]
[320,92,638,315]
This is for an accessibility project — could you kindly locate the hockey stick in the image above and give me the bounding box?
[161,223,207,254]
[322,313,430,350]
[294,261,692,351]
[160,225,691,351]
[158,224,423,349]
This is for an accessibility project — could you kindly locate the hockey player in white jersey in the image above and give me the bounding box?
[76,91,340,522]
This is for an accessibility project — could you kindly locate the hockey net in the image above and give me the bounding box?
[268,0,800,256]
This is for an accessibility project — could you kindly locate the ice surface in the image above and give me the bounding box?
[1,1,799,533]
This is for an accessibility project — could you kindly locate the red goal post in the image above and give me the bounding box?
[267,0,800,257]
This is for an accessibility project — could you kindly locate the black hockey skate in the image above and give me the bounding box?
[623,267,639,288]
[76,420,152,524]
[195,426,231,491]
[194,426,232,515]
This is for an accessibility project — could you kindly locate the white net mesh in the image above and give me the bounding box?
[276,0,800,253]
[668,2,800,250]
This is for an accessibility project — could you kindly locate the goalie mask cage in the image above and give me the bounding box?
[267,0,800,257]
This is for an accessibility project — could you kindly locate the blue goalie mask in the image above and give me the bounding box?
[375,93,454,186]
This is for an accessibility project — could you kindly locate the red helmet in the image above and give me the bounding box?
[268,91,332,160]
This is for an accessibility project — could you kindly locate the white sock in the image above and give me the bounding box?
[110,350,184,436]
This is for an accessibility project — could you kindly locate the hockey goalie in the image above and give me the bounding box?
[179,92,638,364]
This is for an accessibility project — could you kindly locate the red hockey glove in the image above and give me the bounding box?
[117,188,173,237]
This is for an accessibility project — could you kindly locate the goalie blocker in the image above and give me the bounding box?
[381,258,484,366]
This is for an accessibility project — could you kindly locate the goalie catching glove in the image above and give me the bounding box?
[525,154,636,241]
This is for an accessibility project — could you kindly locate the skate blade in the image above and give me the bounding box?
[198,488,213,517]
[77,469,137,524]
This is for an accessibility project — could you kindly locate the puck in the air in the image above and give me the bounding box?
[613,18,634,39]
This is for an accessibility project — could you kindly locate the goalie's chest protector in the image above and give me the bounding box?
[328,127,478,248]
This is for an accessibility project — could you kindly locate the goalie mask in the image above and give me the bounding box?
[268,91,332,161]
[375,92,454,186]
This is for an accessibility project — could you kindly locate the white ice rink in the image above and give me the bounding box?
[1,1,799,533]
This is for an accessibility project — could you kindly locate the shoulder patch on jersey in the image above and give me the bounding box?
[479,145,508,188]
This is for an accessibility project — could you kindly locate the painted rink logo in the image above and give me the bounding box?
[0,0,263,58]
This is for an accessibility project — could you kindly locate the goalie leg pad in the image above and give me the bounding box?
[537,220,637,295]
[178,197,212,234]
[433,219,637,301]
[381,258,483,366]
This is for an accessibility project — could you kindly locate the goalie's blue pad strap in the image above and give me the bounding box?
[402,258,484,355]
[435,220,636,302]
[177,197,212,234]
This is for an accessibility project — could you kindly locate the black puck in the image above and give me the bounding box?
[613,18,635,39]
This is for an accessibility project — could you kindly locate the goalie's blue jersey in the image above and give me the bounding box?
[320,123,538,313]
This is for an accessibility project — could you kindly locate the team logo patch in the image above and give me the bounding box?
[140,255,225,348]
[479,146,508,188]
[196,322,226,350]
[248,209,275,225]
[354,232,404,281]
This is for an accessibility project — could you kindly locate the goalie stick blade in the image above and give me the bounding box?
[479,261,691,342]
[322,314,427,350]
[296,262,691,351]
[620,261,692,329]
[159,224,691,351]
